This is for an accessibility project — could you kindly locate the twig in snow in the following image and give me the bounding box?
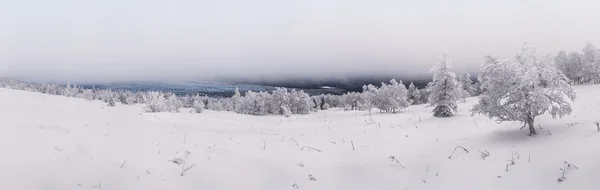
[92,183,102,188]
[308,174,317,181]
[296,162,305,167]
[564,160,579,169]
[528,152,531,163]
[120,159,127,168]
[300,146,322,152]
[595,121,600,132]
[289,138,299,146]
[183,130,188,143]
[184,164,196,172]
[558,161,579,182]
[419,116,422,123]
[415,124,418,129]
[507,151,516,166]
[426,164,430,172]
[473,120,479,127]
[447,146,470,159]
[351,141,355,151]
[292,183,299,189]
[388,155,406,168]
[479,150,490,160]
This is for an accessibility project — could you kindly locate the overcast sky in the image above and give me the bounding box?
[1,0,600,83]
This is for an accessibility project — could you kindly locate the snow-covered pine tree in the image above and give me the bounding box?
[428,51,467,117]
[457,73,476,97]
[412,88,422,105]
[230,87,242,111]
[472,44,576,136]
[407,82,417,104]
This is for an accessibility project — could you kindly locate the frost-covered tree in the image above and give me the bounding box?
[229,87,242,111]
[365,79,410,113]
[237,91,271,115]
[145,91,167,112]
[581,43,600,83]
[342,92,366,110]
[192,99,205,113]
[165,93,183,112]
[428,51,467,117]
[472,44,576,136]
[407,82,417,104]
[457,73,476,97]
[361,84,377,112]
[206,97,225,111]
[289,89,312,114]
[269,87,290,115]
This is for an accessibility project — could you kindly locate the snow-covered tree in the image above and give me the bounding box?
[206,97,225,111]
[237,91,271,115]
[366,79,410,113]
[192,99,205,113]
[472,44,576,136]
[342,92,365,110]
[165,93,183,112]
[145,91,167,112]
[221,86,242,111]
[457,73,476,97]
[407,82,417,104]
[428,51,468,117]
[289,89,311,114]
[581,43,600,83]
[269,88,290,115]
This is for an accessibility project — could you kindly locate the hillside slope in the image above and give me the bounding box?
[1,85,600,190]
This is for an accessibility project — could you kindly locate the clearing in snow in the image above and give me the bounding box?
[2,85,600,190]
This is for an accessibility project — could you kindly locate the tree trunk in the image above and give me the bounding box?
[527,115,536,136]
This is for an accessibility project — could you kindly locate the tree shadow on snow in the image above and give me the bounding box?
[485,126,551,145]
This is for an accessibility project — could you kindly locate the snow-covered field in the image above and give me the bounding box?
[2,85,600,190]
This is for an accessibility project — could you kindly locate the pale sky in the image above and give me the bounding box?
[1,0,600,83]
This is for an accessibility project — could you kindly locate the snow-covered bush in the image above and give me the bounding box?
[342,92,365,110]
[165,93,183,112]
[269,87,290,115]
[365,79,410,113]
[429,51,468,117]
[145,91,167,113]
[192,99,205,113]
[472,44,576,135]
[237,91,271,115]
[288,89,312,114]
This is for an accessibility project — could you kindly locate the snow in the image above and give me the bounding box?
[2,85,600,190]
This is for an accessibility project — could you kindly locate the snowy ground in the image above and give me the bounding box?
[2,85,600,190]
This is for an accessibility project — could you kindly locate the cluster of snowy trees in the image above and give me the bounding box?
[0,42,584,131]
[554,43,600,84]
